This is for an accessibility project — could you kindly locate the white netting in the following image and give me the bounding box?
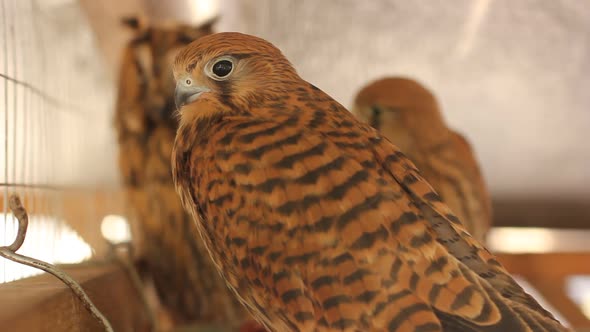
[0,0,115,283]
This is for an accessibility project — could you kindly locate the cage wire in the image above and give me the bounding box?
[0,0,117,284]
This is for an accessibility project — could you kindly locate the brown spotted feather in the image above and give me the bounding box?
[172,33,569,332]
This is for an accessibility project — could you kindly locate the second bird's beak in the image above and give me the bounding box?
[175,82,209,110]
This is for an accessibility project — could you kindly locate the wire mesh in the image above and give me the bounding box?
[0,0,116,283]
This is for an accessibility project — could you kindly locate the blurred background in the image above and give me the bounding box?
[0,0,589,331]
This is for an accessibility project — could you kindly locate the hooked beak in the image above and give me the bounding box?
[175,82,210,110]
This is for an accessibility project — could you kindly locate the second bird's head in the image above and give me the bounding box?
[173,32,299,112]
[352,77,449,149]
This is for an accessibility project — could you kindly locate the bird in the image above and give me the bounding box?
[171,32,569,331]
[114,17,253,329]
[352,77,492,243]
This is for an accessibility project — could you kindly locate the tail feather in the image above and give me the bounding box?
[434,265,569,332]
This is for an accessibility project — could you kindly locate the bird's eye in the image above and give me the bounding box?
[205,57,235,81]
[185,79,192,85]
[212,60,233,78]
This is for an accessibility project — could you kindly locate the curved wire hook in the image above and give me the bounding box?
[0,194,114,332]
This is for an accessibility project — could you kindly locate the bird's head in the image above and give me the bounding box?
[173,32,299,115]
[352,77,449,149]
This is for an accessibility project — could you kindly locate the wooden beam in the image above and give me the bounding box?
[0,262,152,332]
[492,197,590,229]
[497,253,590,278]
[497,253,590,329]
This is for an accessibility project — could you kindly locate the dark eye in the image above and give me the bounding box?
[212,60,233,77]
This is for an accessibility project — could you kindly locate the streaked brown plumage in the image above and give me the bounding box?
[114,18,249,327]
[172,32,569,331]
[352,77,491,243]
